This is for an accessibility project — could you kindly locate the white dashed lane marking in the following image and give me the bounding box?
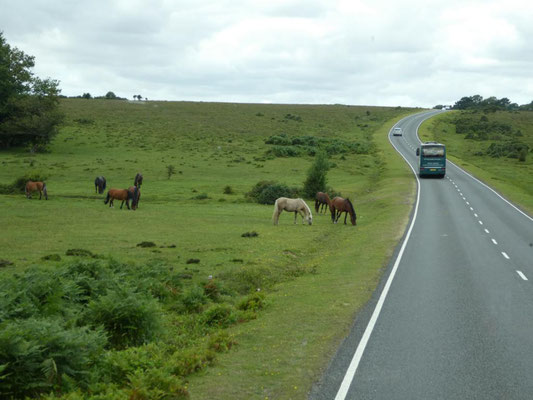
[449,176,526,284]
[517,271,528,281]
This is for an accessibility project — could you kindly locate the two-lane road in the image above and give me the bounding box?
[311,111,533,399]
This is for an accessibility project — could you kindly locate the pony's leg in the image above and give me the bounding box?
[300,209,307,224]
[294,211,298,224]
[38,190,42,200]
[344,212,348,224]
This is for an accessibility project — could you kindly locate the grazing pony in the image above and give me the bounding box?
[330,196,357,225]
[104,187,139,210]
[315,192,331,214]
[128,186,141,210]
[25,181,48,200]
[134,173,143,188]
[272,197,313,225]
[94,176,106,194]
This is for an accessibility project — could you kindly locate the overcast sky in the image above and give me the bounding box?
[1,0,532,107]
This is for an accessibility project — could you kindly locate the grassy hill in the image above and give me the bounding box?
[0,99,419,399]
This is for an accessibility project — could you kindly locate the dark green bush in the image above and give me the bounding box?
[303,151,329,198]
[181,286,208,313]
[237,292,265,312]
[486,141,529,159]
[84,286,162,349]
[246,180,300,205]
[0,318,106,398]
[266,145,302,157]
[202,304,236,328]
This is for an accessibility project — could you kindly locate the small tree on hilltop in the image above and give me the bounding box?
[303,151,329,198]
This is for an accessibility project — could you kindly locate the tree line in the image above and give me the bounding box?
[436,95,533,112]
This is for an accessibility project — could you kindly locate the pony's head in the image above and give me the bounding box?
[346,199,356,225]
[302,200,313,225]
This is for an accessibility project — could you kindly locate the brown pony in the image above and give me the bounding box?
[315,192,331,214]
[128,186,141,210]
[134,173,143,188]
[104,187,138,210]
[25,181,48,200]
[330,196,357,225]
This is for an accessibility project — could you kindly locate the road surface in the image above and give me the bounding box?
[310,110,533,399]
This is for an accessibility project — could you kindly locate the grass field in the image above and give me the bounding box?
[0,99,419,399]
[419,110,533,215]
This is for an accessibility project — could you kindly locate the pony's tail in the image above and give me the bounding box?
[272,199,280,225]
[42,182,48,200]
[104,192,110,204]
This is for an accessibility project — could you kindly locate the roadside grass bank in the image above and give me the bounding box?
[187,114,418,399]
[419,111,533,215]
[0,99,418,399]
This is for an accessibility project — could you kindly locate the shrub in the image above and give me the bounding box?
[181,286,207,313]
[223,185,234,194]
[203,280,220,301]
[241,231,259,238]
[486,141,529,159]
[208,331,237,353]
[136,241,156,248]
[0,318,106,398]
[84,286,162,349]
[201,304,236,328]
[246,181,300,205]
[302,151,329,198]
[237,292,265,312]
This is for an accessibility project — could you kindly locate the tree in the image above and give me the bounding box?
[82,92,92,99]
[0,32,63,149]
[302,151,329,198]
[105,91,116,99]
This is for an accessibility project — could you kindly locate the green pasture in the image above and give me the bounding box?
[0,99,419,399]
[419,110,533,215]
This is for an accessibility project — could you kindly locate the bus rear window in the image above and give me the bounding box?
[422,146,445,157]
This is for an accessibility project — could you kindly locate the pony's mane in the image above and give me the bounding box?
[301,198,311,214]
[346,198,355,215]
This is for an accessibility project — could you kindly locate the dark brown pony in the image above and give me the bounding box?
[104,187,138,210]
[25,181,48,200]
[94,176,106,194]
[134,173,143,188]
[128,186,141,210]
[315,192,331,214]
[330,196,357,225]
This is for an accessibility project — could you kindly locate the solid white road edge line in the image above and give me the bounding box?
[334,118,426,400]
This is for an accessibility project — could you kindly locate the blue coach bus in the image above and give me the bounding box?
[416,142,446,178]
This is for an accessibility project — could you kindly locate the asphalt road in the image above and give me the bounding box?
[310,111,533,399]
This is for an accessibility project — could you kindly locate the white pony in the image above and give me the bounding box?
[272,197,313,225]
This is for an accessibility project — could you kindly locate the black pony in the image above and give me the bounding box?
[94,176,106,194]
[134,173,143,188]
